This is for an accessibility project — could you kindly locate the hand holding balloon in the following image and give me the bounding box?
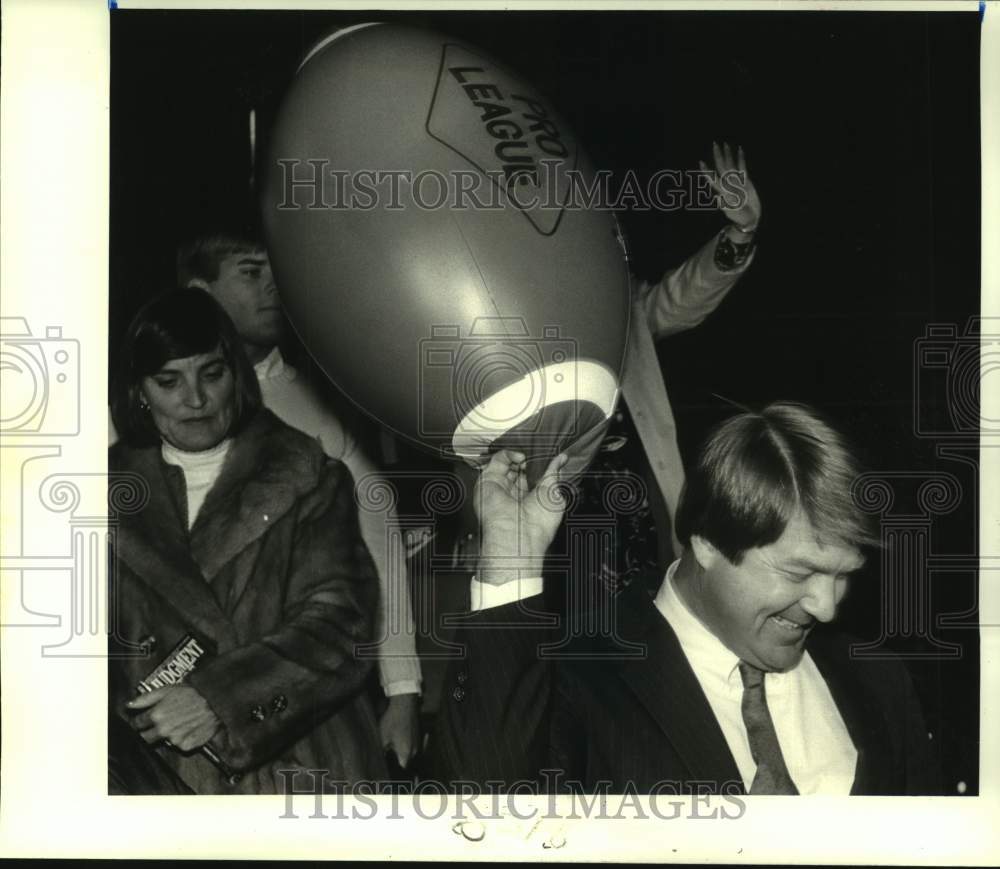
[475,449,569,586]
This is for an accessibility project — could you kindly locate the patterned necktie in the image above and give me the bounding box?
[738,661,799,794]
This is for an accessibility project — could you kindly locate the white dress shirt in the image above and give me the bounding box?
[655,561,857,794]
[470,574,543,610]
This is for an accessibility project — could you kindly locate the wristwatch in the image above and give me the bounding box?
[714,223,757,271]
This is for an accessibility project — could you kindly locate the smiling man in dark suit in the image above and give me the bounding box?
[435,402,939,795]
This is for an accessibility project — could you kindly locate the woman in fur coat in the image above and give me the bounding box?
[109,288,386,794]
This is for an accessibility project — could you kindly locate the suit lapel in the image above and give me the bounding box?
[807,629,894,795]
[610,585,891,794]
[614,584,744,789]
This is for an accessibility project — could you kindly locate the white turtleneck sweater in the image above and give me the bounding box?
[161,438,232,528]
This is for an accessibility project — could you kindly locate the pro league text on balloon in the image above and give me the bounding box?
[446,65,569,185]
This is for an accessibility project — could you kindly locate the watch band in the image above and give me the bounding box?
[714,227,756,272]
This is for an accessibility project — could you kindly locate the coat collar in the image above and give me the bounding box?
[611,582,745,790]
[110,410,325,645]
[110,442,233,647]
[186,409,324,579]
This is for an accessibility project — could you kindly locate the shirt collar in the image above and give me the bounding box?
[654,561,797,692]
[654,560,743,689]
[254,346,296,384]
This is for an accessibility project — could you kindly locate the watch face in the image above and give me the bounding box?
[714,232,755,271]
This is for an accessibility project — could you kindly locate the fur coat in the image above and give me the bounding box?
[109,409,386,793]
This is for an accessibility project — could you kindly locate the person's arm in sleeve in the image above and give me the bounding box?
[341,431,423,768]
[638,142,762,339]
[184,460,379,772]
[434,451,572,787]
[296,377,423,768]
[435,591,556,787]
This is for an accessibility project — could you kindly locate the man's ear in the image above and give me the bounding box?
[186,278,211,292]
[690,534,723,572]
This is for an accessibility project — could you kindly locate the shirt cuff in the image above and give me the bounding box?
[382,680,421,698]
[469,575,544,611]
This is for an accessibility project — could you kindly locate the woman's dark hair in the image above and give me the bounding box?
[111,287,262,446]
[674,401,880,564]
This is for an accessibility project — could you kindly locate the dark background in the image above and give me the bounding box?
[111,9,982,793]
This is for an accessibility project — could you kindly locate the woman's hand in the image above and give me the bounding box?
[127,685,222,752]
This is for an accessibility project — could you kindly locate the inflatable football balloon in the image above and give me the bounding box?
[263,22,630,482]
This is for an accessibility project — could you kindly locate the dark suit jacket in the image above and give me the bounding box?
[434,581,939,795]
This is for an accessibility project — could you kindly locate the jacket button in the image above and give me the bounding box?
[452,686,466,702]
[139,634,157,653]
[456,670,468,684]
[249,704,267,723]
[271,694,288,713]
